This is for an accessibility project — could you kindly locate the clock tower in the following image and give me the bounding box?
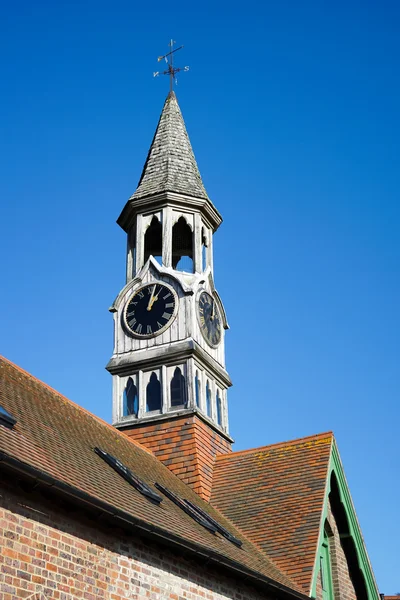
[107,92,233,500]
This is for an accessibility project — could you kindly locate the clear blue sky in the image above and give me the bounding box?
[1,0,399,591]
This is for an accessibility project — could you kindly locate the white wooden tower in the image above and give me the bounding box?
[107,91,232,442]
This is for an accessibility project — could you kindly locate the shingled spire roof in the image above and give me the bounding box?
[131,91,208,201]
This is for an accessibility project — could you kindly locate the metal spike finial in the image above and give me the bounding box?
[153,39,189,92]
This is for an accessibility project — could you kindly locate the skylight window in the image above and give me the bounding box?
[154,483,242,547]
[0,405,17,429]
[94,447,162,504]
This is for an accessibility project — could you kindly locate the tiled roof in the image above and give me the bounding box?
[131,92,208,201]
[0,356,302,596]
[211,432,333,595]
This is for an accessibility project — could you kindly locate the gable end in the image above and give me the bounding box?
[311,442,380,600]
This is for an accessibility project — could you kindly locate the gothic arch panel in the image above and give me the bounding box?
[172,211,194,230]
[145,371,162,412]
[123,376,138,417]
[205,380,212,418]
[216,389,223,427]
[195,370,201,408]
[170,366,187,408]
[172,216,194,272]
[144,215,162,265]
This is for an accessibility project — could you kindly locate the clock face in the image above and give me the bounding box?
[197,291,222,347]
[124,283,177,338]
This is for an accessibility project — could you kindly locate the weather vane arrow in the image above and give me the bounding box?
[153,40,189,92]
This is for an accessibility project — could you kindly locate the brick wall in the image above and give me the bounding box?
[0,479,270,600]
[122,414,232,501]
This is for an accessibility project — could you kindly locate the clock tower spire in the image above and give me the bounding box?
[107,91,232,500]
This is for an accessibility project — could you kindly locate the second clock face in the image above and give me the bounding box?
[124,283,177,338]
[197,291,222,347]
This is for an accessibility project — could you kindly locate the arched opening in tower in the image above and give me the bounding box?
[170,367,187,407]
[146,372,162,412]
[144,216,162,265]
[172,217,194,272]
[206,380,212,417]
[123,377,138,417]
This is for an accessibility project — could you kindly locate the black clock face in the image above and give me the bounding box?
[198,291,222,347]
[124,283,177,338]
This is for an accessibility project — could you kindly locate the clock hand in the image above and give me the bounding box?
[147,285,157,311]
[151,292,159,308]
[211,299,215,321]
[150,288,160,309]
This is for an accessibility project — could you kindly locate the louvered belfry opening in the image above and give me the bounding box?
[144,216,162,265]
[172,217,193,272]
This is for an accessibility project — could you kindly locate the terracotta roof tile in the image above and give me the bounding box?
[0,355,301,594]
[211,432,333,594]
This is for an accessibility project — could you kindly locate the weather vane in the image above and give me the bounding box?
[153,40,189,92]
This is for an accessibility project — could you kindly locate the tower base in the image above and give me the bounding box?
[118,412,233,501]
